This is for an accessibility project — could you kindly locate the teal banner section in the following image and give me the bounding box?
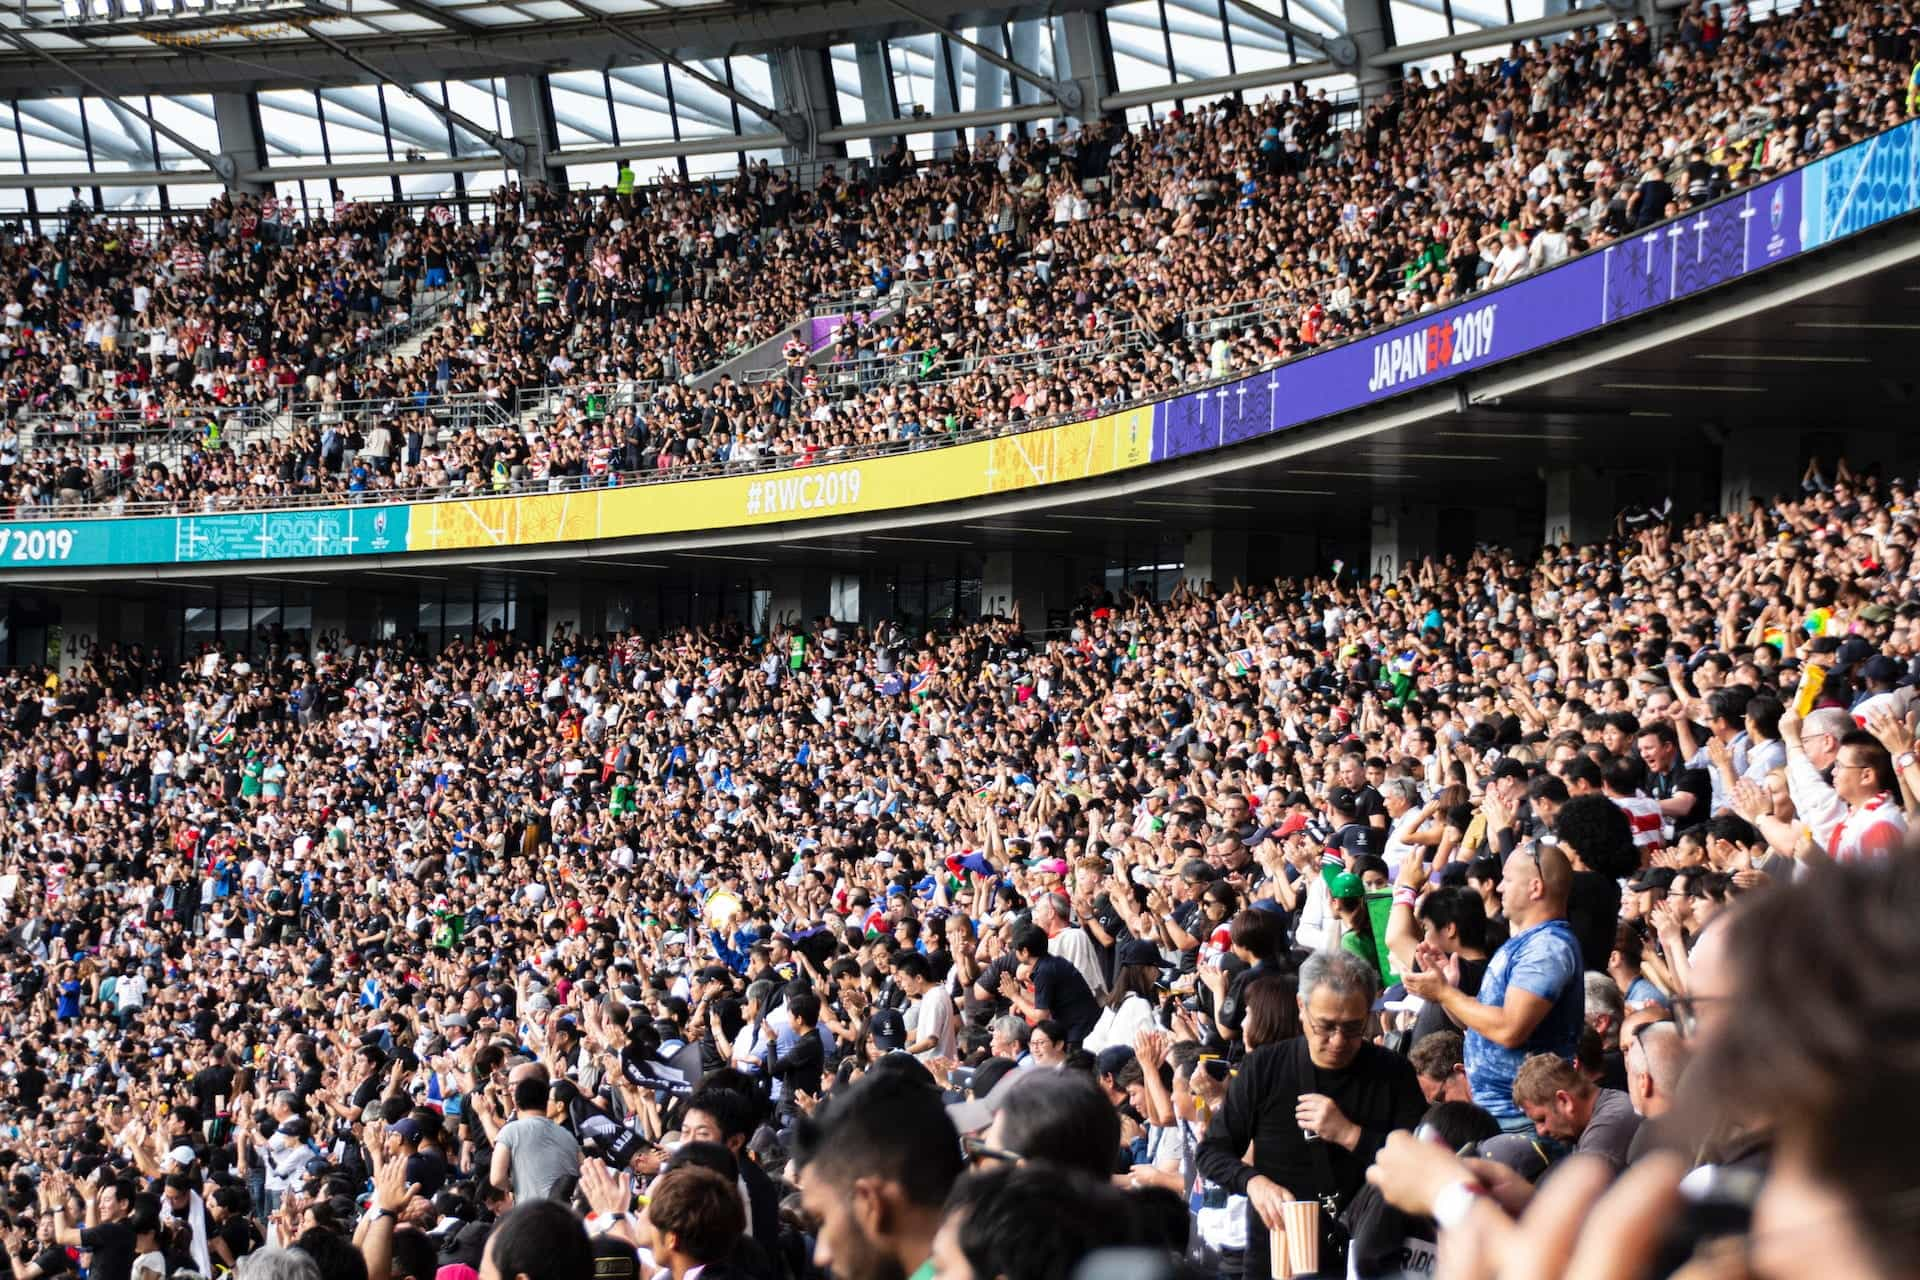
[0,505,410,569]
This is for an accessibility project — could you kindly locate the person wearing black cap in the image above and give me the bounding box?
[866,1007,909,1058]
[1324,788,1382,859]
[1082,938,1165,1054]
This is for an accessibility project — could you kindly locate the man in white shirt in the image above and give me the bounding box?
[897,953,954,1062]
[1032,890,1107,997]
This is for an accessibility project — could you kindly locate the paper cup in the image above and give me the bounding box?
[1281,1200,1320,1276]
[1268,1218,1292,1278]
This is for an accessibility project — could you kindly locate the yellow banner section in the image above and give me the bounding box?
[407,404,1154,553]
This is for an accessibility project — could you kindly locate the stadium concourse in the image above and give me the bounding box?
[3,0,1920,1278]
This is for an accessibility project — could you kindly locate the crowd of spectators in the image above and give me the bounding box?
[0,459,1913,1280]
[3,0,1915,515]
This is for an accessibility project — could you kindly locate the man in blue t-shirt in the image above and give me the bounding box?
[1403,844,1584,1130]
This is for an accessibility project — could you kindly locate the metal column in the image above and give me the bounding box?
[1340,0,1399,104]
[505,74,560,192]
[1059,11,1119,124]
[769,46,844,166]
[854,40,902,156]
[212,93,269,196]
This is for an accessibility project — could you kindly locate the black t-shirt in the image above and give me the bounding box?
[191,1064,233,1117]
[81,1221,137,1280]
[32,1245,74,1278]
[405,1147,450,1199]
[1028,955,1100,1044]
[1218,958,1289,1041]
[16,1064,47,1108]
[1567,871,1622,974]
[1344,1182,1437,1279]
[218,1216,263,1264]
[1195,1038,1427,1280]
[1647,765,1713,830]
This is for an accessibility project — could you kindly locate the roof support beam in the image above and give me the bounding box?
[383,0,488,35]
[1365,3,1623,64]
[1223,0,1359,65]
[0,27,234,180]
[819,100,1061,142]
[556,0,808,146]
[875,0,1084,113]
[1098,57,1334,110]
[296,23,528,167]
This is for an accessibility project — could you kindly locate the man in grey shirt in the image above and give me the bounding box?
[1512,1052,1643,1171]
[489,1077,581,1203]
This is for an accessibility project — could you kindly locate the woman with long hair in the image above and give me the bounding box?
[1084,938,1166,1054]
[1241,970,1302,1051]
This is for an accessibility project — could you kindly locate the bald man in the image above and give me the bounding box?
[1404,844,1584,1132]
[1624,1019,1690,1163]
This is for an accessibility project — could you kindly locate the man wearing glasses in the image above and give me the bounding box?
[1783,712,1906,861]
[1195,951,1425,1280]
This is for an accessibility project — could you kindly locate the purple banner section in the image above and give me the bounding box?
[1153,161,1813,465]
[807,316,841,351]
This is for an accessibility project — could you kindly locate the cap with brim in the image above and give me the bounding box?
[1476,1132,1550,1181]
[946,1067,1025,1133]
[1114,937,1173,969]
[869,1008,908,1051]
[1627,867,1677,893]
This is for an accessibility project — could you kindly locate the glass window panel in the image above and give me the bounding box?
[729,54,775,113]
[956,29,1002,114]
[463,166,513,197]
[443,593,474,634]
[1106,1,1173,90]
[1225,5,1301,68]
[548,70,615,146]
[317,88,394,161]
[606,67,676,142]
[563,160,619,190]
[828,46,865,115]
[389,86,455,159]
[888,33,942,115]
[443,79,506,156]
[83,98,155,167]
[146,94,217,164]
[399,170,457,199]
[1166,27,1231,81]
[16,104,90,169]
[166,182,225,208]
[669,64,734,137]
[333,174,398,201]
[1390,0,1456,43]
[258,89,322,163]
[103,184,156,212]
[1299,72,1360,101]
